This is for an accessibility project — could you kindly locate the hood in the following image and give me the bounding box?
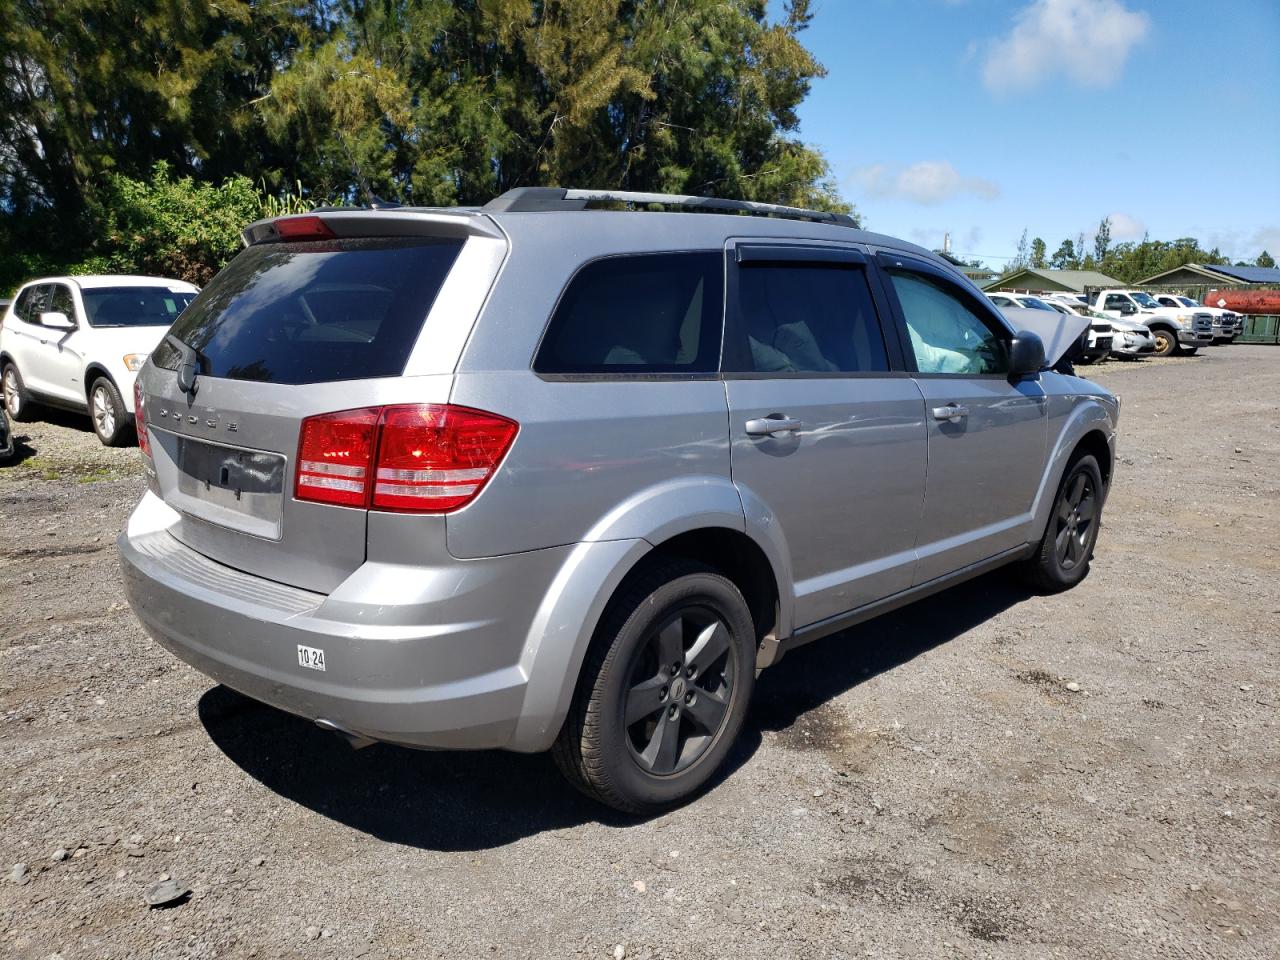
[998,306,1090,367]
[83,323,171,355]
[1107,316,1151,333]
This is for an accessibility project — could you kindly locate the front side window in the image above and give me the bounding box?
[82,286,196,328]
[887,270,1010,375]
[47,284,75,322]
[534,252,724,375]
[730,262,888,373]
[1104,294,1131,310]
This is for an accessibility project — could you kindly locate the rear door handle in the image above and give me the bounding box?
[745,415,803,436]
[931,403,969,421]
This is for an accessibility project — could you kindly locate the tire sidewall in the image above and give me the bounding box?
[89,377,127,445]
[594,572,755,809]
[1039,454,1104,589]
[1151,330,1176,357]
[3,365,31,420]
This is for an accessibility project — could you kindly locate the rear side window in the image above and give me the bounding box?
[730,263,889,373]
[534,252,724,375]
[155,238,463,385]
[12,285,48,324]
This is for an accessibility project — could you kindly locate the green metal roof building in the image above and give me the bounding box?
[981,268,1123,293]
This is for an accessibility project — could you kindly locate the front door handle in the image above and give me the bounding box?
[931,403,969,421]
[745,415,803,436]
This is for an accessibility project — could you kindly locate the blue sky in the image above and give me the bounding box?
[771,0,1280,267]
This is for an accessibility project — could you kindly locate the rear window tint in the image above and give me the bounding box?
[154,238,463,385]
[534,252,724,375]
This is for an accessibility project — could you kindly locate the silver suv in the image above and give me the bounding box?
[118,188,1119,812]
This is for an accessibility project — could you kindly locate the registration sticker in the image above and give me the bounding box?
[297,644,327,672]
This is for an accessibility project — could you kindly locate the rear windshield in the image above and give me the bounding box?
[154,237,463,385]
[83,286,196,327]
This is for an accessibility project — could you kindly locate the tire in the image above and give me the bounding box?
[1022,453,1104,593]
[552,558,756,813]
[1150,328,1177,357]
[88,376,130,446]
[2,363,38,422]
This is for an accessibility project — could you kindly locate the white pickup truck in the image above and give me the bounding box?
[1089,290,1213,357]
[1152,294,1242,344]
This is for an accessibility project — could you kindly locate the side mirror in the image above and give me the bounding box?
[1119,302,1137,316]
[1008,331,1045,379]
[40,311,75,330]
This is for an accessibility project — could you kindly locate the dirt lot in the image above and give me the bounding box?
[1,348,1277,960]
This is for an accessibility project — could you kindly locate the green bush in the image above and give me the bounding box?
[87,162,270,286]
[0,165,323,295]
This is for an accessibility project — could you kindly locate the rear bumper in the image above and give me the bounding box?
[118,493,574,751]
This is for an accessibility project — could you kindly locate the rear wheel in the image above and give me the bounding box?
[1150,328,1177,357]
[1023,453,1104,593]
[89,377,130,446]
[2,363,37,422]
[553,559,756,813]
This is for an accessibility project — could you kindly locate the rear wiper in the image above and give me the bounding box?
[166,333,202,396]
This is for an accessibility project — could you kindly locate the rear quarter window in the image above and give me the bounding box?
[155,237,463,385]
[533,252,725,376]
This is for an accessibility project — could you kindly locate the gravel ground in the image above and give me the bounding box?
[1,348,1277,960]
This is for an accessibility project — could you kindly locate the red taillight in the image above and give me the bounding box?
[134,380,150,457]
[274,215,336,241]
[295,407,380,507]
[294,405,517,514]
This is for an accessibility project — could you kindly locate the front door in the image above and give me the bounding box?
[37,283,87,405]
[724,242,927,628]
[875,253,1048,583]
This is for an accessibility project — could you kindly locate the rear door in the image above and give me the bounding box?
[139,229,476,593]
[874,252,1048,583]
[6,285,52,393]
[724,241,926,627]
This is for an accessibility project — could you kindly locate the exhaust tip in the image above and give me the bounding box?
[315,718,376,751]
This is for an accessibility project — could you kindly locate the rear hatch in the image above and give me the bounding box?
[138,213,502,593]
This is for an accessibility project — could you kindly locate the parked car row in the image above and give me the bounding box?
[985,286,1244,362]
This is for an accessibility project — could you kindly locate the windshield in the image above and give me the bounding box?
[1177,296,1198,307]
[82,286,196,327]
[1130,292,1161,308]
[1016,296,1056,311]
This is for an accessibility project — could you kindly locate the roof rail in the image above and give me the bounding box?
[482,187,856,226]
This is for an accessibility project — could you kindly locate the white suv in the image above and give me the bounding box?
[1,275,198,445]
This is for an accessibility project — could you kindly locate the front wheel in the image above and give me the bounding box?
[1023,453,1104,592]
[89,377,130,446]
[1150,329,1177,357]
[553,559,756,813]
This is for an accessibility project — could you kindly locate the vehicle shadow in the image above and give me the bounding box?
[198,570,1033,851]
[1,435,38,467]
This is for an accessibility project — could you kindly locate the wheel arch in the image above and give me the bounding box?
[510,521,789,754]
[84,363,117,402]
[1028,399,1115,543]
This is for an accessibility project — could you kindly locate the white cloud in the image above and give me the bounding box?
[851,161,1000,205]
[1106,212,1146,241]
[980,0,1150,95]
